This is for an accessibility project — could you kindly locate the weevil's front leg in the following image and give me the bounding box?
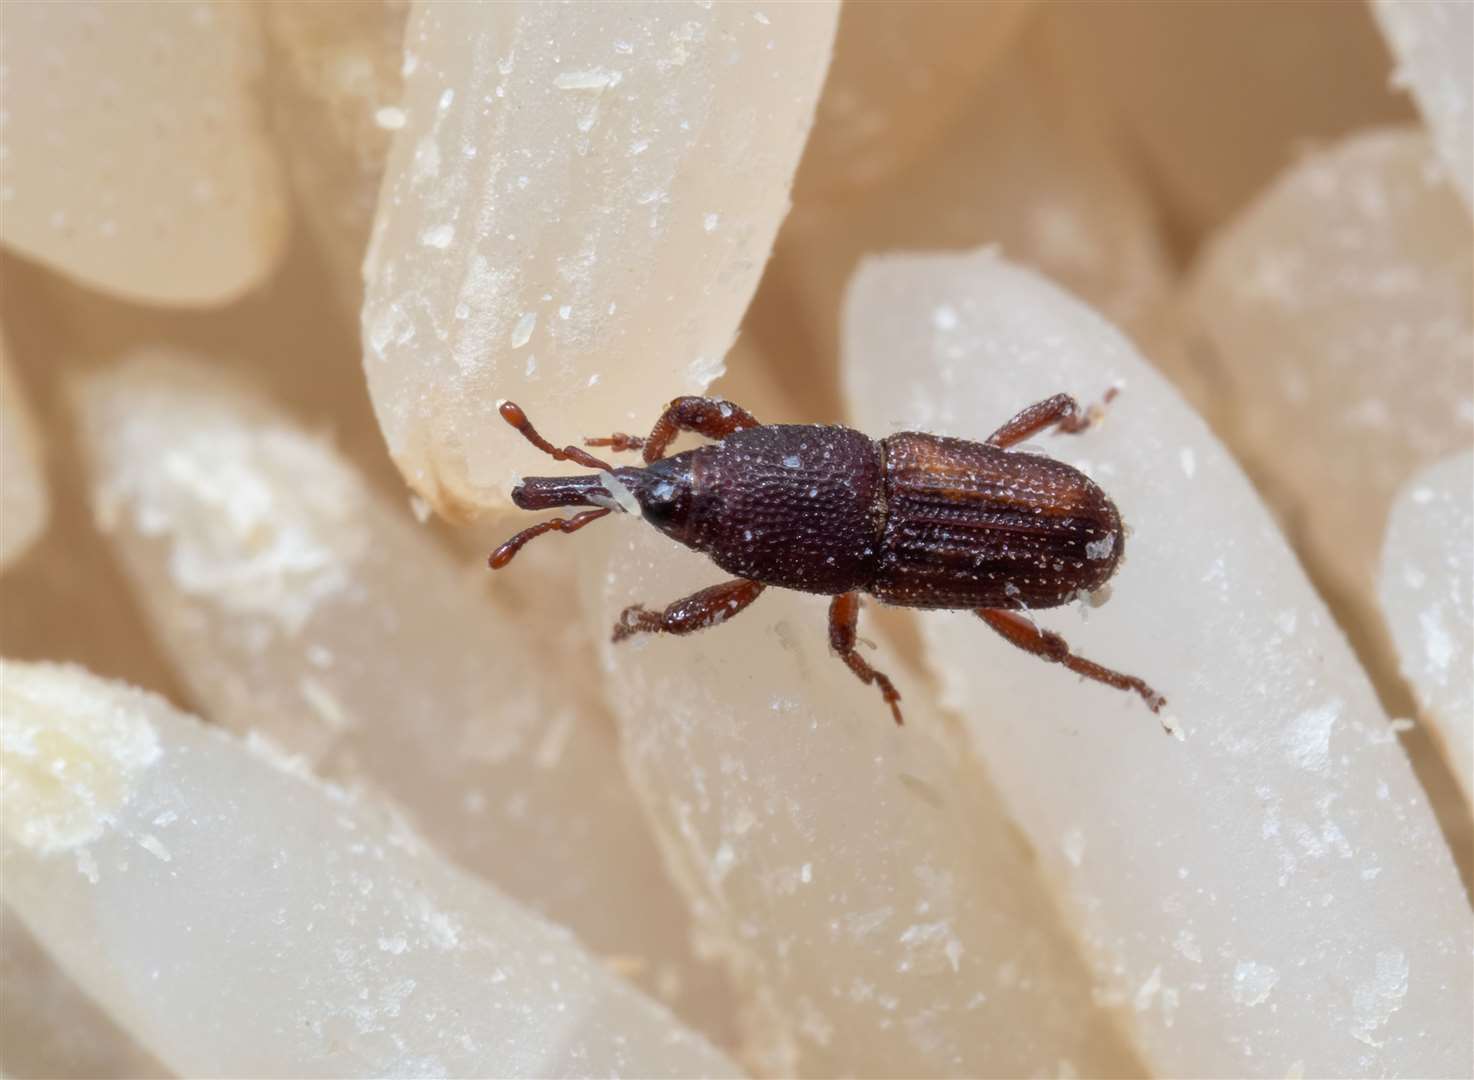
[829,593,904,725]
[587,397,760,463]
[975,608,1166,714]
[613,578,766,643]
[986,390,1117,450]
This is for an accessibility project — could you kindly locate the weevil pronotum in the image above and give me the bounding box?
[490,393,1166,725]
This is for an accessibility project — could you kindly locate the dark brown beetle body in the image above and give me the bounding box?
[493,394,1162,725]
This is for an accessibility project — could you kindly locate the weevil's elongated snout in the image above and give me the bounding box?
[511,472,629,511]
[512,466,659,513]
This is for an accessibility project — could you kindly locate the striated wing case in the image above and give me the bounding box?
[871,431,1123,611]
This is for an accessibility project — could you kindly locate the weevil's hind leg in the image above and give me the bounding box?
[499,401,614,471]
[613,578,766,642]
[986,389,1117,450]
[975,608,1166,714]
[490,507,612,569]
[587,397,760,463]
[829,593,904,725]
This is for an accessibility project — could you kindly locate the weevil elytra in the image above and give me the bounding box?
[490,393,1165,725]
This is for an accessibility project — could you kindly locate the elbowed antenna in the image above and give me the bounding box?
[489,507,612,569]
[499,400,614,471]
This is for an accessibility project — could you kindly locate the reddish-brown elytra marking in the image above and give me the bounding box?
[490,393,1166,725]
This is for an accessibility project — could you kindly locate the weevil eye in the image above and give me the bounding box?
[641,481,679,526]
[631,455,694,536]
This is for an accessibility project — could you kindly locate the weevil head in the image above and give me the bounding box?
[625,452,697,543]
[507,453,698,544]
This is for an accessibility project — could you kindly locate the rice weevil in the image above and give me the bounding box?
[490,393,1165,725]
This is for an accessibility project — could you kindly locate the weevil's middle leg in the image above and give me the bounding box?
[986,389,1117,450]
[613,578,766,643]
[975,608,1166,714]
[587,397,760,463]
[829,593,904,725]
